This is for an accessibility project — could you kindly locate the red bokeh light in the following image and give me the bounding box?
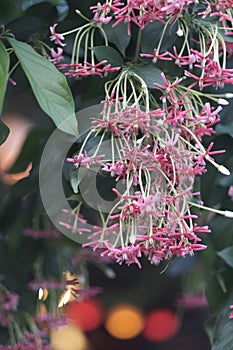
[66,299,103,332]
[143,308,180,342]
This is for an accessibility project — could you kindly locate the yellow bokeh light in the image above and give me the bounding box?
[50,323,89,350]
[105,304,145,340]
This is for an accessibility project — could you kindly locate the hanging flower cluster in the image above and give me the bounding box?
[90,0,198,34]
[53,0,233,268]
[0,283,50,349]
[48,14,120,78]
[0,287,19,327]
[65,68,232,267]
[0,333,50,350]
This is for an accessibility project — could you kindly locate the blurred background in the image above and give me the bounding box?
[0,1,233,349]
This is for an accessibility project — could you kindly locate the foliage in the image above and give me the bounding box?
[0,0,233,348]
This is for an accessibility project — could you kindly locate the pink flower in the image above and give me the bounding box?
[230,305,233,319]
[67,151,105,168]
[102,244,142,268]
[176,294,208,308]
[228,185,233,198]
[49,23,65,46]
[59,60,120,79]
[0,291,20,327]
[154,72,183,95]
[28,279,66,291]
[140,48,172,63]
[34,313,67,329]
[167,46,197,68]
[50,47,64,64]
[185,59,233,90]
[23,228,60,239]
[93,12,112,24]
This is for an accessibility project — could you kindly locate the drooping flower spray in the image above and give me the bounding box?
[52,1,233,267]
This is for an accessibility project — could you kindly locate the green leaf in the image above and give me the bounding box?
[7,38,78,136]
[131,64,163,89]
[218,28,233,43]
[92,46,124,67]
[215,123,233,138]
[0,41,10,115]
[184,9,191,27]
[5,3,57,41]
[69,167,80,194]
[141,21,178,54]
[0,42,9,142]
[217,247,233,268]
[0,119,10,145]
[104,21,131,55]
[212,298,233,350]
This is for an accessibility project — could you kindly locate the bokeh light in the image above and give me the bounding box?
[104,304,145,340]
[143,308,180,342]
[50,323,89,350]
[66,299,103,332]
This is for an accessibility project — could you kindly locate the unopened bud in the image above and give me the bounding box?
[225,93,233,98]
[218,98,229,105]
[218,165,230,176]
[225,210,233,218]
[176,27,184,37]
[104,267,116,279]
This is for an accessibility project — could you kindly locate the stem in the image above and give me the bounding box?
[8,61,20,78]
[134,28,142,62]
[188,201,233,218]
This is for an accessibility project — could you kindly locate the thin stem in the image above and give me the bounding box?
[8,61,20,78]
[134,28,142,62]
[188,201,233,218]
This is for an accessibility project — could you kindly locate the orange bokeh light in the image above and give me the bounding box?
[65,299,103,332]
[105,304,145,340]
[143,308,180,342]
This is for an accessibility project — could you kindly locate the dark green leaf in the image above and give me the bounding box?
[67,0,98,16]
[0,41,10,115]
[67,194,82,201]
[131,64,163,89]
[7,38,78,136]
[215,123,233,138]
[141,21,178,54]
[212,298,233,350]
[5,3,57,41]
[218,28,233,43]
[69,167,80,194]
[0,119,10,145]
[104,21,131,55]
[217,247,233,268]
[92,45,124,67]
[184,9,191,27]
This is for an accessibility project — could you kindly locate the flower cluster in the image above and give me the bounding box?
[49,15,120,79]
[200,1,233,35]
[0,287,19,327]
[64,64,232,267]
[60,0,233,269]
[90,0,233,36]
[91,0,198,34]
[0,284,51,349]
[0,332,50,350]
